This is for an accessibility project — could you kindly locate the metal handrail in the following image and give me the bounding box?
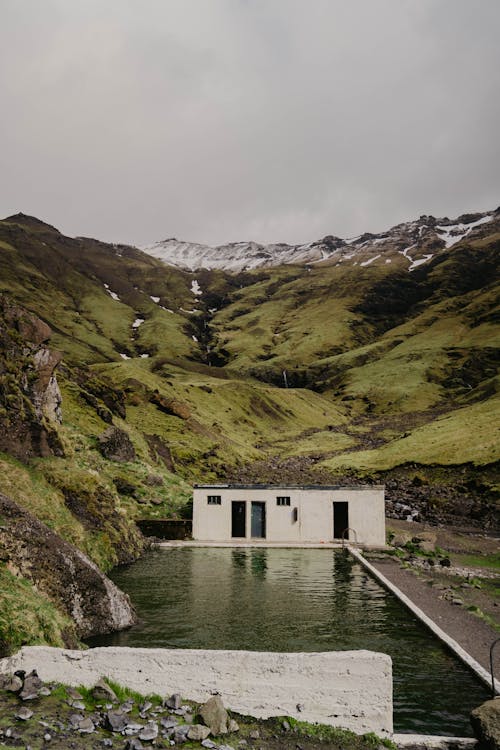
[490,637,500,696]
[341,527,358,548]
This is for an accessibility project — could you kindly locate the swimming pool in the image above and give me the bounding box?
[88,547,489,735]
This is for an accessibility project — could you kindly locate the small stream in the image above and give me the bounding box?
[88,548,490,735]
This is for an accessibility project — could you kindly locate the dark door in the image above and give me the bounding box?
[251,502,266,538]
[232,501,246,538]
[333,501,349,539]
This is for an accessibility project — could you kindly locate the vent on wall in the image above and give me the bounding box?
[276,496,291,506]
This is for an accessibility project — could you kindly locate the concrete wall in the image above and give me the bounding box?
[193,486,385,546]
[0,646,393,735]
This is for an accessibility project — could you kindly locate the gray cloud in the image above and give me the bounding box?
[1,0,499,246]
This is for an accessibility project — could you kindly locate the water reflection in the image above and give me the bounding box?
[88,548,489,735]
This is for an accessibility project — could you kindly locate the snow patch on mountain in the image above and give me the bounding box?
[141,210,497,274]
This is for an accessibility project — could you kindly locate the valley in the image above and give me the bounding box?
[0,208,498,652]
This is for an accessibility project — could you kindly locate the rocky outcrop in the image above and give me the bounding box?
[0,297,63,461]
[0,492,137,639]
[98,426,136,462]
[471,698,500,750]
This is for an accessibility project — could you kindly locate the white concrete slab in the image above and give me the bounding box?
[0,646,393,736]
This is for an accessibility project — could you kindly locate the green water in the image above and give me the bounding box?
[88,548,490,735]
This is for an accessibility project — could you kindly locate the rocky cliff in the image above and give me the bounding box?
[0,297,63,461]
[0,492,136,651]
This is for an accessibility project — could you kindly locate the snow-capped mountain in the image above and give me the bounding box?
[141,209,499,273]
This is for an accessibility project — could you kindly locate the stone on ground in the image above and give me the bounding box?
[471,698,500,750]
[187,724,212,741]
[92,678,118,703]
[199,695,229,735]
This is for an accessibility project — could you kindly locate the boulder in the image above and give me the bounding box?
[391,531,412,548]
[164,693,182,710]
[0,492,137,641]
[139,721,158,741]
[187,724,212,741]
[106,710,128,732]
[98,426,136,463]
[412,531,437,553]
[19,670,43,700]
[91,678,117,703]
[471,698,500,750]
[199,695,229,736]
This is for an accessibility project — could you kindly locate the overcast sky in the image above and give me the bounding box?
[1,0,499,246]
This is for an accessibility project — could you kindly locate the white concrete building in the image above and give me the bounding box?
[192,484,385,546]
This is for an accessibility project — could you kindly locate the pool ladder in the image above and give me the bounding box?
[340,527,358,549]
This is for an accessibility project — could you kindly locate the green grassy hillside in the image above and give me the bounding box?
[0,212,498,516]
[0,210,498,650]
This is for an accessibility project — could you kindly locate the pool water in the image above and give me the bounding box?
[88,548,489,735]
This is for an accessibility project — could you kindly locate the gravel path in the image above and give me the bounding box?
[371,558,500,681]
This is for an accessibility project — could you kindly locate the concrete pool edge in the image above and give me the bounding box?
[0,646,393,736]
[349,547,499,695]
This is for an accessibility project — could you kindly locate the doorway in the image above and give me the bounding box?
[333,501,349,540]
[251,502,266,538]
[232,501,246,538]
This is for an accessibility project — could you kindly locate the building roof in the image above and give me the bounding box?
[194,484,385,491]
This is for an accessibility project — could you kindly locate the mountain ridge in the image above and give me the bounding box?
[141,207,500,273]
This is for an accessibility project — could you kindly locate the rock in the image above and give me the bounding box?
[106,710,129,733]
[0,492,137,640]
[199,695,229,736]
[102,740,113,747]
[15,707,33,720]
[98,426,136,463]
[124,740,144,750]
[39,686,51,697]
[3,674,23,692]
[139,701,153,714]
[138,721,158,741]
[44,732,52,741]
[20,670,43,700]
[412,531,437,552]
[282,720,291,731]
[173,725,190,743]
[78,717,95,733]
[124,723,144,735]
[296,703,304,712]
[249,729,260,739]
[70,700,86,710]
[391,531,412,548]
[68,713,84,729]
[160,717,178,729]
[471,699,500,749]
[228,719,239,733]
[187,724,211,741]
[164,693,182,710]
[0,299,64,461]
[121,699,135,713]
[201,741,218,749]
[92,678,118,703]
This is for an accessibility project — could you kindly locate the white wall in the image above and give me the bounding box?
[0,646,393,736]
[193,486,385,546]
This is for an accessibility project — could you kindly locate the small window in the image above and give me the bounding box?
[276,496,291,506]
[207,495,221,505]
